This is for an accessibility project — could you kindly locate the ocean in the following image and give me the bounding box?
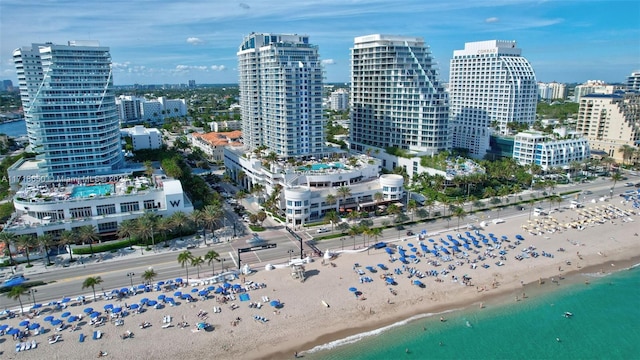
[303,265,640,360]
[0,119,27,138]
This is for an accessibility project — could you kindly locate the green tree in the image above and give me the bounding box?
[137,212,158,247]
[77,225,100,257]
[169,211,191,238]
[142,269,157,284]
[453,206,466,230]
[58,230,76,262]
[37,233,55,266]
[323,210,340,230]
[6,285,28,314]
[610,172,622,198]
[191,255,204,278]
[336,186,352,211]
[177,250,193,281]
[82,276,103,303]
[16,235,37,266]
[407,199,417,221]
[0,232,16,265]
[117,219,138,248]
[204,250,220,276]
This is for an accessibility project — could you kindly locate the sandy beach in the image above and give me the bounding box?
[1,202,639,360]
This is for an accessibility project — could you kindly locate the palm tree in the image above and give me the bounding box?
[325,194,337,212]
[407,199,417,221]
[177,250,193,282]
[387,203,401,216]
[336,186,352,212]
[136,212,158,247]
[117,219,138,249]
[619,145,635,165]
[143,160,154,178]
[191,209,208,240]
[373,192,384,205]
[77,225,100,257]
[58,230,76,262]
[82,276,103,302]
[142,269,157,285]
[170,211,190,239]
[37,233,55,266]
[203,205,222,243]
[16,235,36,266]
[610,172,622,198]
[368,227,382,246]
[453,206,466,230]
[204,250,220,276]
[155,217,174,246]
[323,210,339,230]
[191,256,204,278]
[6,285,28,314]
[0,232,16,265]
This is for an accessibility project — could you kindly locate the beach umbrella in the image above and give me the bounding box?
[197,322,207,330]
[0,324,8,331]
[61,311,71,318]
[157,281,165,286]
[385,277,395,285]
[410,248,417,252]
[147,300,157,307]
[61,297,71,303]
[111,289,119,294]
[207,286,215,291]
[32,303,42,309]
[50,319,62,326]
[222,282,231,289]
[215,287,224,294]
[181,294,192,300]
[270,300,280,307]
[413,280,423,286]
[129,304,139,310]
[104,304,113,310]
[157,294,166,301]
[112,307,122,314]
[165,297,174,303]
[44,315,54,322]
[137,284,146,290]
[198,290,208,297]
[348,287,357,292]
[174,291,182,297]
[19,320,30,327]
[90,312,100,318]
[83,307,94,314]
[175,278,183,284]
[428,239,435,243]
[140,298,149,304]
[68,316,79,323]
[191,288,199,293]
[7,328,19,335]
[120,288,129,294]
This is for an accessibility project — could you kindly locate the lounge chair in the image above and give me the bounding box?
[79,333,85,342]
[16,343,21,352]
[31,340,37,349]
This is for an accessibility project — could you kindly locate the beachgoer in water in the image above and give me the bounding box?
[556,338,561,342]
[405,348,410,354]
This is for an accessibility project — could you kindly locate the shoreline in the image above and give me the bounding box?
[261,254,640,360]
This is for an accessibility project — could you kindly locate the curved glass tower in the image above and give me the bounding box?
[13,41,124,179]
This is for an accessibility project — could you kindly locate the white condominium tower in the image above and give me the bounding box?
[13,41,124,178]
[449,40,537,158]
[350,34,450,155]
[237,33,324,158]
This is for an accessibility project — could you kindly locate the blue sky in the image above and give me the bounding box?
[1,0,638,85]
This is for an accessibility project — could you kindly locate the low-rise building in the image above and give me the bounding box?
[121,125,162,150]
[191,131,243,162]
[513,130,590,170]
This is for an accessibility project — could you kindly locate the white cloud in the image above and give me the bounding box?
[186,37,204,45]
[485,17,499,23]
[174,65,208,72]
[211,65,226,71]
[321,59,336,65]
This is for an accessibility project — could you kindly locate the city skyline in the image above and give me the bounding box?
[1,0,638,85]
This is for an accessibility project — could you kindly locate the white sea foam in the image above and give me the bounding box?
[304,308,461,354]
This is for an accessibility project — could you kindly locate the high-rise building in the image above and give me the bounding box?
[512,130,590,171]
[573,80,615,102]
[329,88,349,111]
[237,33,324,157]
[12,41,124,178]
[626,71,640,92]
[349,34,450,156]
[575,92,640,163]
[538,82,567,101]
[449,40,537,158]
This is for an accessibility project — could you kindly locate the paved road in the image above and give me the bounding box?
[2,174,637,310]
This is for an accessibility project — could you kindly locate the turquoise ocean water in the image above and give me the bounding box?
[303,266,640,360]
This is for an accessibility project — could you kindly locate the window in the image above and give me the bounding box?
[69,206,92,218]
[120,201,139,212]
[96,204,116,216]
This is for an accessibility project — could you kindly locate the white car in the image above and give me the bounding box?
[316,228,330,233]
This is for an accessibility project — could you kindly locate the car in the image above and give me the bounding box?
[624,182,634,187]
[316,228,330,233]
[635,183,640,188]
[582,190,593,195]
[406,230,415,236]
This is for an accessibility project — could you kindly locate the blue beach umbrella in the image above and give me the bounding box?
[44,315,54,322]
[83,307,93,314]
[191,288,199,293]
[140,298,149,304]
[0,324,8,331]
[348,287,357,292]
[28,323,40,330]
[61,311,71,318]
[173,291,182,297]
[112,307,122,314]
[198,290,208,296]
[104,304,113,310]
[68,316,79,323]
[147,300,157,307]
[19,320,29,327]
[207,286,215,291]
[32,303,42,309]
[50,319,62,326]
[157,294,166,300]
[270,300,280,307]
[129,304,139,310]
[90,312,100,318]
[61,297,71,303]
[7,328,19,335]
[175,278,183,283]
[165,297,174,304]
[222,282,231,289]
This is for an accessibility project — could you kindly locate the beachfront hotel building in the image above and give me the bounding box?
[12,41,125,178]
[512,131,591,171]
[449,40,537,158]
[627,71,640,92]
[349,34,450,156]
[575,92,640,163]
[237,33,324,158]
[224,146,404,226]
[573,80,616,103]
[6,41,193,238]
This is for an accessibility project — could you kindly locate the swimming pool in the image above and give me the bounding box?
[70,184,114,198]
[298,162,346,171]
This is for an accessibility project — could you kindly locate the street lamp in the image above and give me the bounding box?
[287,249,295,262]
[29,288,37,306]
[341,237,344,251]
[127,272,135,289]
[221,258,225,273]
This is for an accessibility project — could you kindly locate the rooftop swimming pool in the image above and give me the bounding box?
[70,184,114,198]
[298,162,346,171]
